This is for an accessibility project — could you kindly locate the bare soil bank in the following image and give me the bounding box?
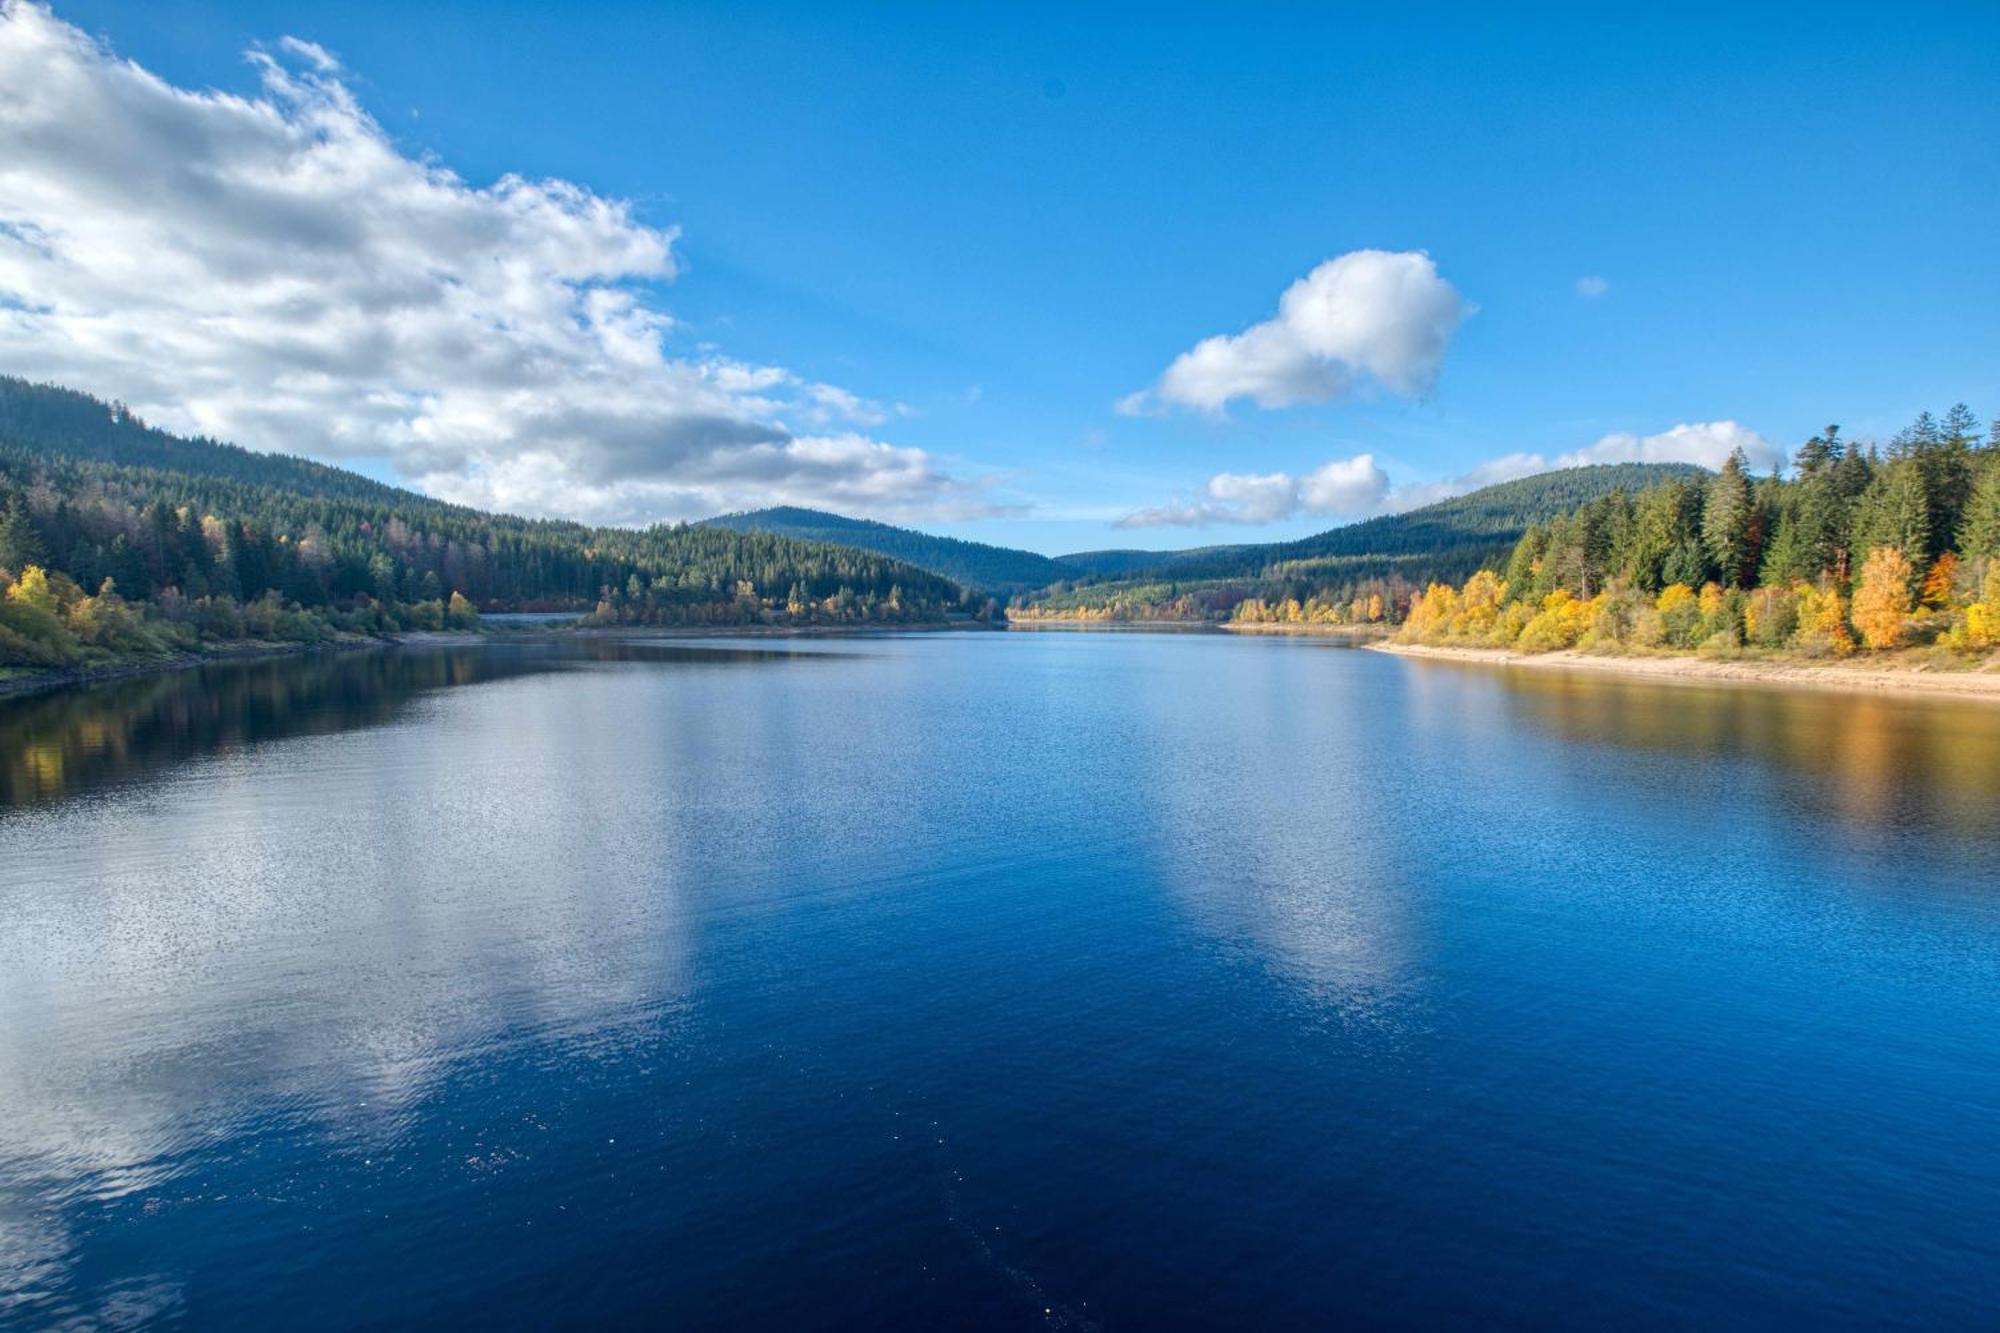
[1374,641,2000,703]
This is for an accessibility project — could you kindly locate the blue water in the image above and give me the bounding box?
[2,631,1997,1328]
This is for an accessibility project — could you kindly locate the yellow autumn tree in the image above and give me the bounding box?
[1960,564,2000,650]
[446,590,479,630]
[1515,589,1600,653]
[6,564,57,614]
[1655,583,1701,648]
[1852,547,1914,650]
[1448,570,1507,641]
[1791,580,1854,656]
[1399,582,1461,643]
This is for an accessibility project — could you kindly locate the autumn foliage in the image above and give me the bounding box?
[1850,547,1914,650]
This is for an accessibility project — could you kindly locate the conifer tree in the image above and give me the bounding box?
[0,490,44,574]
[1702,449,1760,585]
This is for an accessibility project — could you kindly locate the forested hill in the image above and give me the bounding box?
[0,379,979,671]
[1015,462,1708,623]
[0,376,424,508]
[703,506,1070,594]
[1057,463,1706,582]
[1402,407,2000,658]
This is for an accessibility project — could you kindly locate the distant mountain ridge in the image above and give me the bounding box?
[3,375,1707,617]
[0,377,977,639]
[700,506,1073,594]
[1013,462,1712,621]
[1058,463,1708,584]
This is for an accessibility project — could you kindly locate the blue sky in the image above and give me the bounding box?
[15,1,2000,553]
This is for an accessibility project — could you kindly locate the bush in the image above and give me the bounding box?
[194,596,245,641]
[1656,584,1702,649]
[0,595,83,666]
[1515,590,1598,653]
[68,580,169,654]
[1744,585,1801,648]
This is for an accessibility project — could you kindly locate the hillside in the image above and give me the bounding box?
[0,378,979,671]
[0,376,428,508]
[1018,462,1708,622]
[703,506,1070,594]
[1058,464,1705,582]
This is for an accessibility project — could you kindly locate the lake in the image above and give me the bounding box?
[3,631,1998,1328]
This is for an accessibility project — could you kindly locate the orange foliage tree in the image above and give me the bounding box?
[1919,551,1960,609]
[1852,547,1914,649]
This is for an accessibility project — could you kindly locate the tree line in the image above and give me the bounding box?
[1011,462,1700,625]
[1400,406,2000,656]
[0,380,973,670]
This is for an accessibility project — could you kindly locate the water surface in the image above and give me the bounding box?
[3,632,1997,1328]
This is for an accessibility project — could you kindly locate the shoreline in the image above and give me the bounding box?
[0,620,992,701]
[1003,617,1392,640]
[1373,641,2000,703]
[1217,622,1393,641]
[0,633,468,703]
[559,619,992,641]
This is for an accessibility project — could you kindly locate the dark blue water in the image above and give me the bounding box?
[2,632,1997,1328]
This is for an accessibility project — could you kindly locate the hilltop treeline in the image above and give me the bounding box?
[703,506,1069,597]
[1012,463,1702,625]
[0,379,972,670]
[1401,406,2000,656]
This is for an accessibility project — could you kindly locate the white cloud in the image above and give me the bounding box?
[1376,452,1551,513]
[1116,453,1390,528]
[0,2,995,524]
[1298,454,1394,514]
[1113,421,1772,529]
[1576,275,1609,299]
[1120,250,1471,415]
[1555,420,1778,472]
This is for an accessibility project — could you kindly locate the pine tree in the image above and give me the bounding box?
[1854,460,1930,572]
[1942,403,1982,448]
[0,490,45,574]
[1759,505,1812,585]
[1702,449,1760,585]
[1793,425,1842,476]
[1959,463,2000,561]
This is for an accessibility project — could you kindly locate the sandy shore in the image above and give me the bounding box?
[1004,618,1393,639]
[1218,622,1393,641]
[1373,641,2000,703]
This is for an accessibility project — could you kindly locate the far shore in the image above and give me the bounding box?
[0,619,997,702]
[1374,640,2000,703]
[1003,617,1392,639]
[1217,622,1393,640]
[0,634,401,702]
[556,619,995,641]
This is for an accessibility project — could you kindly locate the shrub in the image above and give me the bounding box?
[1656,583,1702,649]
[1515,590,1598,653]
[0,595,83,666]
[1789,580,1854,657]
[1744,585,1801,649]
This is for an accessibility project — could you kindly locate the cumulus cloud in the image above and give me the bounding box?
[1116,454,1391,527]
[1114,421,1773,529]
[1555,419,1778,472]
[1575,275,1609,299]
[0,2,993,524]
[1119,250,1471,415]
